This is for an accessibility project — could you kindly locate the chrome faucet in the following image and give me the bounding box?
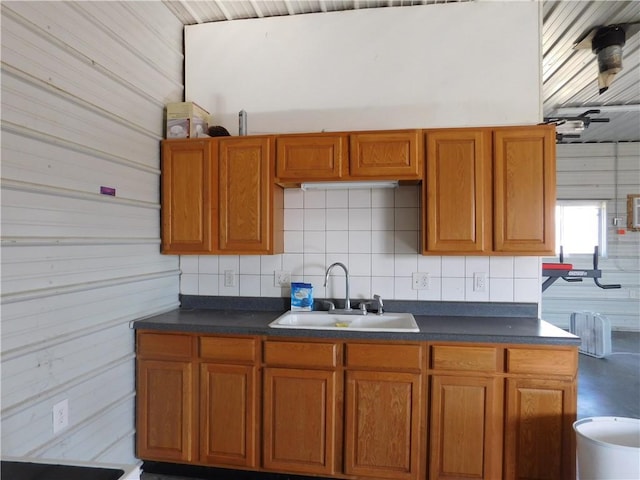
[323,262,352,313]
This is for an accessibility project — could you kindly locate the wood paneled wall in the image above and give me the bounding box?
[1,1,183,464]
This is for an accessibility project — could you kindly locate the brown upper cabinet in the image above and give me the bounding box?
[276,133,348,182]
[423,125,556,255]
[350,130,423,179]
[493,127,556,254]
[162,125,554,256]
[161,139,216,254]
[275,129,422,184]
[161,137,284,255]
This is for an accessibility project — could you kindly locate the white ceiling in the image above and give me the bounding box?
[163,0,640,143]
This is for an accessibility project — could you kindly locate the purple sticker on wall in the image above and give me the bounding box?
[100,186,116,196]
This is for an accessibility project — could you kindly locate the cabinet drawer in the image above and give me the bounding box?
[137,332,193,358]
[346,343,423,371]
[200,336,258,363]
[431,345,499,372]
[506,347,577,376]
[264,341,339,368]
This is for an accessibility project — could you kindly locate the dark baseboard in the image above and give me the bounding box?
[142,461,332,480]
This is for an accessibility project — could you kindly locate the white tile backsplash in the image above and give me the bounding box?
[442,277,465,301]
[199,274,219,296]
[199,256,219,274]
[304,210,326,231]
[442,256,465,277]
[179,186,542,306]
[490,256,515,278]
[284,231,304,252]
[218,256,239,272]
[371,253,395,276]
[372,208,394,231]
[394,230,418,253]
[349,253,372,276]
[372,230,395,254]
[326,208,348,230]
[284,188,303,208]
[180,256,199,274]
[514,278,540,302]
[326,230,349,253]
[303,190,326,208]
[284,208,304,230]
[515,256,541,278]
[395,207,419,231]
[394,254,418,277]
[465,256,490,276]
[239,255,261,274]
[372,188,395,207]
[349,208,372,230]
[260,255,282,274]
[326,189,348,207]
[240,274,261,296]
[490,278,515,302]
[348,189,371,208]
[180,273,199,294]
[303,231,326,252]
[349,231,372,253]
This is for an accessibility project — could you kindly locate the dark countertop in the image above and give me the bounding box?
[133,297,580,346]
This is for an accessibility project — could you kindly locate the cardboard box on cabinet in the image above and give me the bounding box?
[166,102,210,138]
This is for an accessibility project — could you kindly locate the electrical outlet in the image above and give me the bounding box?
[412,272,430,290]
[224,270,235,287]
[473,272,487,292]
[53,399,69,434]
[274,270,291,287]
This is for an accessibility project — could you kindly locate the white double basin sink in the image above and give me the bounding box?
[268,311,420,333]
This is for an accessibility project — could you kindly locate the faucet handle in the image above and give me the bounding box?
[373,294,384,315]
[359,301,373,315]
[322,300,336,312]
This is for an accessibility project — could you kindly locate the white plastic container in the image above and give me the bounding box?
[574,417,640,480]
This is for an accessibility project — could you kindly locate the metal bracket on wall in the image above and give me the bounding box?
[542,246,621,292]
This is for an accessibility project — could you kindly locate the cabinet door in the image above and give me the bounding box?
[263,367,339,476]
[429,375,503,480]
[161,140,216,254]
[137,359,196,462]
[424,130,492,253]
[200,363,258,468]
[504,377,576,480]
[276,134,348,181]
[493,126,556,254]
[219,136,282,254]
[350,130,422,179]
[344,371,422,479]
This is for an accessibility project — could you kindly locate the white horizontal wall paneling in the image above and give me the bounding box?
[1,1,184,464]
[542,142,640,331]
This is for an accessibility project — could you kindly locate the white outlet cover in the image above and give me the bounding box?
[224,270,235,287]
[53,399,69,434]
[473,272,487,292]
[274,270,291,287]
[412,272,430,290]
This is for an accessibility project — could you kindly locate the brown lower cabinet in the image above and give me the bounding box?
[136,331,577,480]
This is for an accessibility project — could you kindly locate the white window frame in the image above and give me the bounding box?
[555,200,608,257]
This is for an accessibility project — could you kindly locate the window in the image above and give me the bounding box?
[555,200,607,256]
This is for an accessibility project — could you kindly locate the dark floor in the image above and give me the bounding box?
[142,331,640,480]
[577,330,640,419]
